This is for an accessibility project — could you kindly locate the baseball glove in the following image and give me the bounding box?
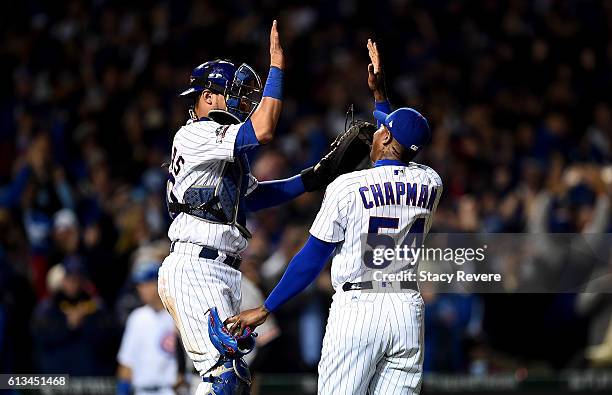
[301,120,376,191]
[208,307,256,359]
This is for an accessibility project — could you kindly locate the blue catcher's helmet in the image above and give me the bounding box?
[181,60,262,123]
[180,60,236,98]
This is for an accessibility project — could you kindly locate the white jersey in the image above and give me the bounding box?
[310,162,442,290]
[311,161,442,395]
[166,119,258,254]
[117,305,178,392]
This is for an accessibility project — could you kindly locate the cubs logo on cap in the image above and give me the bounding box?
[373,107,431,153]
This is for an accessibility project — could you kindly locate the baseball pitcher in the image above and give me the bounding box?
[227,39,443,394]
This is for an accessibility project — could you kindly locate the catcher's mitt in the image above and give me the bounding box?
[208,307,256,359]
[301,120,376,191]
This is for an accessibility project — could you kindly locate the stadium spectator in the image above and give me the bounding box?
[30,258,114,375]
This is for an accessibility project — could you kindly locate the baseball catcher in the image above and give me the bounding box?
[157,20,373,395]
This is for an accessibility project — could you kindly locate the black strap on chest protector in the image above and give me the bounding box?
[167,196,229,223]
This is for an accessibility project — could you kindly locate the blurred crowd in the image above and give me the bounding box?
[1,0,612,378]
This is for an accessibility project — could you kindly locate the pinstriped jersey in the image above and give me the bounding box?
[167,119,258,253]
[309,162,442,290]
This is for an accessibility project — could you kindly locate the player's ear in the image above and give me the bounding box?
[201,90,214,105]
[382,128,393,145]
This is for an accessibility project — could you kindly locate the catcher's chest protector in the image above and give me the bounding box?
[178,154,252,238]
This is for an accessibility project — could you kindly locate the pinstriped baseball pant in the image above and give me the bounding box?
[318,290,424,394]
[157,242,242,380]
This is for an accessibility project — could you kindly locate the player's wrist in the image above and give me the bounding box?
[263,66,284,100]
[270,60,284,70]
[261,301,273,314]
[374,92,387,102]
[300,166,329,192]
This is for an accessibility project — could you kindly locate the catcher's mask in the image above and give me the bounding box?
[225,63,262,122]
[181,60,261,123]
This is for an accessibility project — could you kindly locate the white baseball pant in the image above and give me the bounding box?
[318,290,424,394]
[157,241,242,394]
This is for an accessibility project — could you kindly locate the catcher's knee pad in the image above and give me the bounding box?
[202,358,251,395]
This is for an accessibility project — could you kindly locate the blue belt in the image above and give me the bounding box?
[170,242,242,270]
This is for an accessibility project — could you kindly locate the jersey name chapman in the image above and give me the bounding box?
[358,182,439,210]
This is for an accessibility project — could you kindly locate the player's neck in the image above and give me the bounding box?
[377,153,403,163]
[149,300,164,311]
[194,106,208,120]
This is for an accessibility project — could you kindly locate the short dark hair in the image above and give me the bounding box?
[400,147,417,163]
[390,136,417,163]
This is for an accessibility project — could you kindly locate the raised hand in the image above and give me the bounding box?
[270,20,285,70]
[367,39,386,101]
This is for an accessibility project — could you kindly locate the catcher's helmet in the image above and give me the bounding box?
[181,60,262,122]
[180,59,236,97]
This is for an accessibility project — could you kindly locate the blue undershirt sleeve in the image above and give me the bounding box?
[234,119,260,155]
[245,174,306,212]
[375,100,392,128]
[263,236,338,312]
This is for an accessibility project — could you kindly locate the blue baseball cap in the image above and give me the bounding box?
[373,108,431,153]
[132,262,160,284]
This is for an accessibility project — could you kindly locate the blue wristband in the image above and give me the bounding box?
[375,100,392,114]
[117,379,131,395]
[263,66,283,100]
